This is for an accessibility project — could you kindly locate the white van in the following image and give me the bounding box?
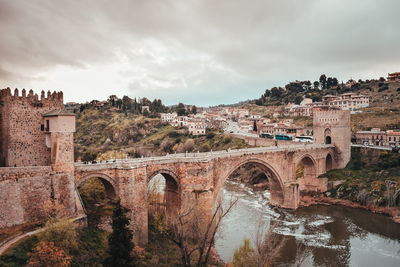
[294,136,314,143]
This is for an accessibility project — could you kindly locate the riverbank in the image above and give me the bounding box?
[300,195,400,224]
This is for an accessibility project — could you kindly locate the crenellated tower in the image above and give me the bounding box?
[0,87,74,169]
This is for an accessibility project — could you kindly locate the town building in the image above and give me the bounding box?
[322,93,369,111]
[161,112,207,135]
[284,98,328,117]
[387,72,400,82]
[355,128,400,147]
[161,112,177,123]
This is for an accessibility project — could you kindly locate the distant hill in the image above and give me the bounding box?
[252,75,400,108]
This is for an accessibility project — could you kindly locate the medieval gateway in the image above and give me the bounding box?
[0,88,351,244]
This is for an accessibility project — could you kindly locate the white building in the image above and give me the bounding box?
[161,112,177,123]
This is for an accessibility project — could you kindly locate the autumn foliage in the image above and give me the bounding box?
[27,241,71,267]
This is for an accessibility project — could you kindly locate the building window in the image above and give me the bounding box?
[46,120,50,131]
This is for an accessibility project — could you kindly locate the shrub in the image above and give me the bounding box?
[222,135,232,144]
[184,139,195,152]
[200,143,211,152]
[161,139,174,153]
[206,132,215,139]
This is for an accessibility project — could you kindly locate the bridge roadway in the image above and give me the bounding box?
[75,143,334,169]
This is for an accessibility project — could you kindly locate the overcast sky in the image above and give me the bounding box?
[1,0,399,106]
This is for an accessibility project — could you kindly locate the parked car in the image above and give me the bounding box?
[259,132,274,139]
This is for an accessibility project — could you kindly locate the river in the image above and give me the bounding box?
[215,180,400,266]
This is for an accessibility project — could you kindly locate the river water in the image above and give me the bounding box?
[215,180,400,266]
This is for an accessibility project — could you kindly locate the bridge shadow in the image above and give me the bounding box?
[77,176,117,229]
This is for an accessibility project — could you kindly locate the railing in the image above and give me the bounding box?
[75,144,334,168]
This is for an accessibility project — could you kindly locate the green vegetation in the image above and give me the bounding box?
[0,226,108,267]
[75,105,250,161]
[103,200,135,267]
[322,148,400,206]
[233,239,256,267]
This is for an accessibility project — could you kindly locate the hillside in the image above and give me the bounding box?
[74,106,250,161]
[253,76,400,108]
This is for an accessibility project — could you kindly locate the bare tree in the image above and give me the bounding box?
[165,196,238,267]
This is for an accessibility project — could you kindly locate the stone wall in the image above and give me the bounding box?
[0,88,63,167]
[0,167,75,228]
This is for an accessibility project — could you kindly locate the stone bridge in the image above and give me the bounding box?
[74,144,337,244]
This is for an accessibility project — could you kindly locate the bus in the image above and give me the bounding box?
[275,134,292,141]
[259,132,274,139]
[294,136,314,143]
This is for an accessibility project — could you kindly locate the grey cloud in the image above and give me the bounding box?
[0,0,399,105]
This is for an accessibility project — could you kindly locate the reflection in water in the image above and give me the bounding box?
[215,180,400,266]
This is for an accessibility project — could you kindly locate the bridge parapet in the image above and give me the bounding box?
[74,144,334,169]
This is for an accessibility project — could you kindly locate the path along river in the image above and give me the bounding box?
[215,180,400,266]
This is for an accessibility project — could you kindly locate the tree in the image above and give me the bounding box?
[177,103,186,116]
[319,74,327,89]
[294,95,303,105]
[191,105,197,115]
[39,218,79,255]
[28,241,71,267]
[165,197,238,267]
[122,96,132,111]
[233,239,256,267]
[184,139,195,152]
[103,200,135,267]
[253,120,258,132]
[313,81,320,89]
[107,95,118,107]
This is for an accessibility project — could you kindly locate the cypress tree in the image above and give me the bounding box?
[103,200,135,267]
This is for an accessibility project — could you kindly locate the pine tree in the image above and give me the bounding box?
[103,200,135,267]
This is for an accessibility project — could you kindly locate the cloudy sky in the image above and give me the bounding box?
[1,0,399,106]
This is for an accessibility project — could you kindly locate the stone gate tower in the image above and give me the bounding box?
[0,88,77,228]
[0,88,74,167]
[313,108,351,168]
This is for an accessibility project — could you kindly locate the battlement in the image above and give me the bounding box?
[0,87,63,106]
[313,109,348,116]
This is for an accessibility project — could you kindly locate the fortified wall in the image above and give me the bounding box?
[0,88,76,228]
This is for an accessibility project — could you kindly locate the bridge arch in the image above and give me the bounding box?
[76,172,118,199]
[147,169,180,218]
[295,154,317,180]
[222,158,285,207]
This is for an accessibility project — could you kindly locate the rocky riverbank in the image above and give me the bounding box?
[300,195,400,224]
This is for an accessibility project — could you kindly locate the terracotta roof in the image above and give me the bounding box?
[43,109,75,117]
